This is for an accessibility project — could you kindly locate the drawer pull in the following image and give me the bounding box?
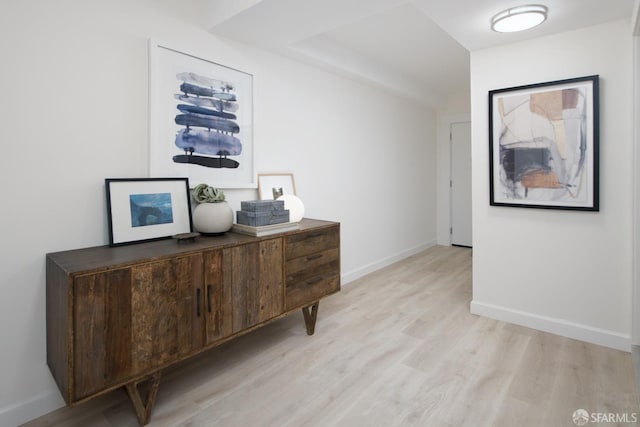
[196,288,201,317]
[306,277,323,286]
[207,285,212,313]
[307,232,323,238]
[307,254,323,261]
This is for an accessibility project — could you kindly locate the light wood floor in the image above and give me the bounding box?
[23,246,639,427]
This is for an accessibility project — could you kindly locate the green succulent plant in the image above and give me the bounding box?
[192,183,226,203]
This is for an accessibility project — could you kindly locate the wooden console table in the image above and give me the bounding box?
[46,218,340,425]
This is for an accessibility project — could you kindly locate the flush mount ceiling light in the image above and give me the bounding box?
[491,4,548,33]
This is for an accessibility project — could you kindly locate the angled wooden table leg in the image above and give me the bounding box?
[302,302,319,335]
[125,372,162,426]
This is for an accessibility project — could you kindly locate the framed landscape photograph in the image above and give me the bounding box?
[489,75,599,211]
[258,173,297,200]
[149,40,254,188]
[105,178,193,246]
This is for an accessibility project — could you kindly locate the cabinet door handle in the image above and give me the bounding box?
[307,254,322,261]
[196,288,201,317]
[306,277,323,286]
[308,232,323,238]
[207,285,212,313]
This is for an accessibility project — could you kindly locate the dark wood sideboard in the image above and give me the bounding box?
[46,218,340,425]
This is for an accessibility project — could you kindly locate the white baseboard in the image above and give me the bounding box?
[341,240,437,285]
[0,390,63,427]
[470,300,631,352]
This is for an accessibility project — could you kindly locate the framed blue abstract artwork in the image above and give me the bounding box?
[489,75,599,211]
[149,40,254,188]
[105,178,193,246]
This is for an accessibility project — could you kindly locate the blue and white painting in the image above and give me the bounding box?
[129,193,174,227]
[150,43,254,187]
[173,72,243,169]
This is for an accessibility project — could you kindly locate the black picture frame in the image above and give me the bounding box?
[489,75,599,211]
[105,178,193,246]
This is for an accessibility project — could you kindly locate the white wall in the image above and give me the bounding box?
[471,20,633,351]
[0,1,437,424]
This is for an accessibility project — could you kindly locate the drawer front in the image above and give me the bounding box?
[286,247,339,275]
[285,267,340,310]
[285,227,339,260]
[286,253,340,287]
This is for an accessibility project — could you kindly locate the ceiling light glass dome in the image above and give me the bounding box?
[491,5,548,33]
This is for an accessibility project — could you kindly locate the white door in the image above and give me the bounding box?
[451,121,472,247]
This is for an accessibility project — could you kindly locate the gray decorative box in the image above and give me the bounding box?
[237,210,290,226]
[237,199,290,226]
[240,199,285,213]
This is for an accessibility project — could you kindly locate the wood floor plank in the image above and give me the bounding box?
[22,246,639,427]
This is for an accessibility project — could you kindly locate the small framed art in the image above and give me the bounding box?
[105,178,193,246]
[489,75,599,211]
[257,173,297,200]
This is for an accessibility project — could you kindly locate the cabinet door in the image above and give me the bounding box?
[74,268,132,400]
[204,250,233,344]
[130,254,204,372]
[73,254,203,400]
[229,238,284,333]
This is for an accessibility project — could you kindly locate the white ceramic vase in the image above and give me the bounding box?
[193,201,234,235]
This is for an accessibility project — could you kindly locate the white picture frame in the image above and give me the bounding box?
[258,173,297,200]
[149,40,255,188]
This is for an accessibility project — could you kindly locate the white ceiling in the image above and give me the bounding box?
[204,0,636,108]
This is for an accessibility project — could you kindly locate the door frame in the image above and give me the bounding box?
[632,21,640,345]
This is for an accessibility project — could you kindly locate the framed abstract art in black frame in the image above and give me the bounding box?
[488,75,599,211]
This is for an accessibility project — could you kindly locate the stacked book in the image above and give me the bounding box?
[233,200,299,236]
